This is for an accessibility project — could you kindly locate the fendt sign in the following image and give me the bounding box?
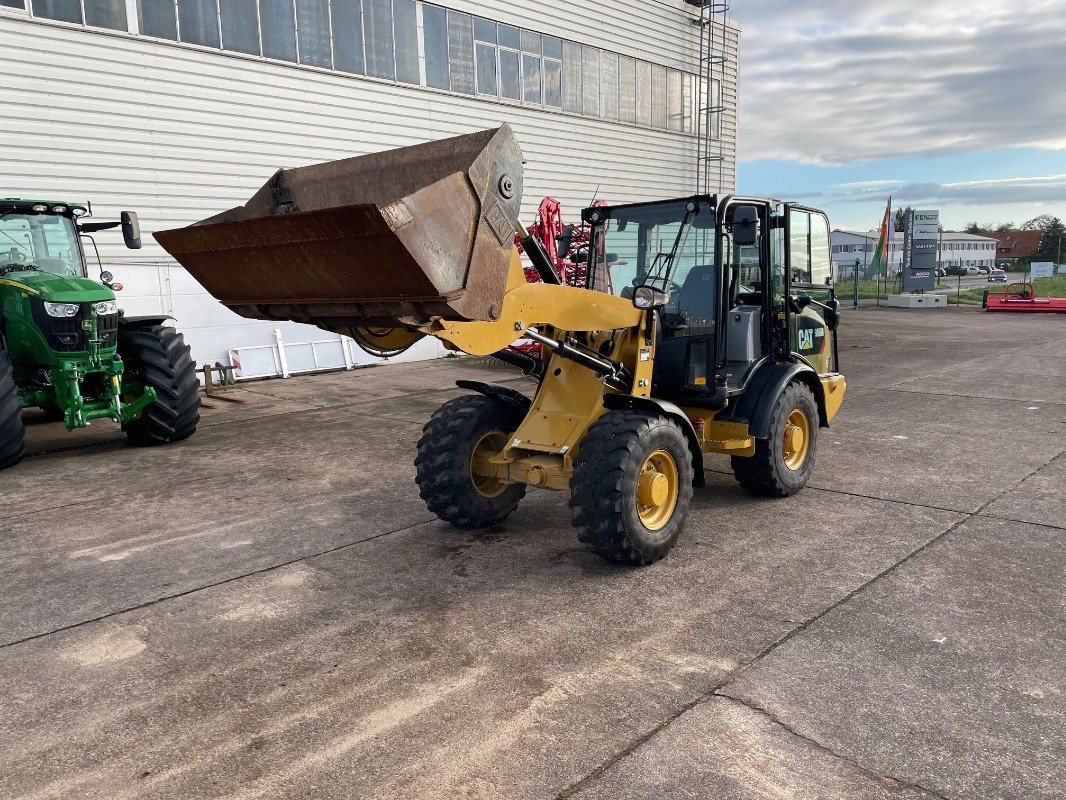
[903,209,938,292]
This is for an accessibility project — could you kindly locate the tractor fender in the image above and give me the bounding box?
[602,393,705,487]
[119,315,173,328]
[725,363,829,439]
[455,380,532,414]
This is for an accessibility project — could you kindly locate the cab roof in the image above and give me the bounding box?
[0,198,89,214]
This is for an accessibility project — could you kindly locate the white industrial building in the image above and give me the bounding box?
[832,229,998,278]
[1,0,739,377]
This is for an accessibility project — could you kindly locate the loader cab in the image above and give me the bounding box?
[584,195,840,408]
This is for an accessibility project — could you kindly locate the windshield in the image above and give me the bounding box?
[0,213,84,277]
[589,200,715,303]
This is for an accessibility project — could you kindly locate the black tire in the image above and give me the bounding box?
[415,394,527,528]
[570,410,694,566]
[732,381,818,497]
[118,324,200,447]
[0,350,26,470]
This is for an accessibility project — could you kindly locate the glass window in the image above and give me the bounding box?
[32,0,82,23]
[562,40,581,113]
[364,0,394,79]
[220,0,259,54]
[260,0,297,61]
[618,55,635,123]
[500,48,520,100]
[498,23,518,49]
[447,10,474,93]
[1,0,26,8]
[581,46,599,116]
[810,215,831,284]
[635,60,651,126]
[422,3,448,89]
[542,35,562,60]
[84,0,127,29]
[651,64,667,128]
[543,57,561,107]
[789,209,811,283]
[331,0,364,74]
[600,50,618,120]
[522,53,541,104]
[520,29,540,54]
[297,0,332,67]
[139,0,178,38]
[473,16,495,43]
[475,41,497,97]
[393,0,418,83]
[667,69,682,132]
[0,214,84,277]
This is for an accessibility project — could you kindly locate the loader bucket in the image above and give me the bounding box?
[154,125,524,329]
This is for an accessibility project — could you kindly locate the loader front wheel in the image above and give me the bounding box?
[118,324,200,447]
[0,350,27,470]
[570,411,694,566]
[731,381,818,497]
[415,395,526,528]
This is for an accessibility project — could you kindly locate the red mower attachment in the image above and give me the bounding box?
[984,282,1066,313]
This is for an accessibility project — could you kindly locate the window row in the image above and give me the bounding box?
[12,0,717,136]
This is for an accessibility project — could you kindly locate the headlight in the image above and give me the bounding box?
[44,302,80,318]
[51,205,67,214]
[31,204,48,213]
[94,300,118,315]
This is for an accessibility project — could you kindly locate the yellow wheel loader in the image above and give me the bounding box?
[155,125,845,565]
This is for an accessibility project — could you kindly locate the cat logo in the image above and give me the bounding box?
[798,328,815,351]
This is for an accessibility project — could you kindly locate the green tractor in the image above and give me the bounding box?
[0,198,200,470]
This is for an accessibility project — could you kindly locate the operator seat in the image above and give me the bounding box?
[675,264,717,319]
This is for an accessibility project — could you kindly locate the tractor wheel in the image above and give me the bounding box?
[415,394,526,528]
[570,410,694,566]
[732,381,818,497]
[0,350,27,470]
[118,324,200,447]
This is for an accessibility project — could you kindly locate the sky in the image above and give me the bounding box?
[733,0,1066,232]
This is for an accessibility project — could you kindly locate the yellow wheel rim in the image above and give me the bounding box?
[470,430,508,498]
[781,409,811,471]
[636,449,679,531]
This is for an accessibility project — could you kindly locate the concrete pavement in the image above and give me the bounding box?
[1,307,1063,799]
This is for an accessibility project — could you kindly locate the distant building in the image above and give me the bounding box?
[985,230,1044,266]
[831,229,997,278]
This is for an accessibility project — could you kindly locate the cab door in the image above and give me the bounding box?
[783,205,840,375]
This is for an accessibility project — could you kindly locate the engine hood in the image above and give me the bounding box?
[0,269,114,303]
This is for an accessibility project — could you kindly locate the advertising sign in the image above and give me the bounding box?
[1030,262,1054,278]
[902,209,938,292]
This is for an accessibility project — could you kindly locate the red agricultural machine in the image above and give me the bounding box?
[983,282,1066,313]
[511,196,605,354]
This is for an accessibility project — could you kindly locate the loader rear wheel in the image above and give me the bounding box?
[415,395,526,528]
[570,411,694,566]
[732,381,818,497]
[118,324,200,447]
[0,350,26,470]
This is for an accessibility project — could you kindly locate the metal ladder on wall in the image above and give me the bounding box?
[685,0,730,195]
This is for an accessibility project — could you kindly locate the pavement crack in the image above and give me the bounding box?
[0,514,436,651]
[712,694,951,800]
[559,449,1062,799]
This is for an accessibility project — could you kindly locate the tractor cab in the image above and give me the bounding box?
[0,198,142,283]
[583,195,841,409]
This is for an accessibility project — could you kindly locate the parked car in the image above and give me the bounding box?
[935,267,946,277]
[974,265,991,275]
[966,266,982,275]
[988,269,1007,283]
[945,265,967,276]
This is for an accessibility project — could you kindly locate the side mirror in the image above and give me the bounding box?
[632,285,668,310]
[731,205,759,247]
[824,298,840,331]
[121,211,142,250]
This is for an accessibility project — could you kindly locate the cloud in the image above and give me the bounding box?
[736,1,1066,164]
[814,174,1066,206]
